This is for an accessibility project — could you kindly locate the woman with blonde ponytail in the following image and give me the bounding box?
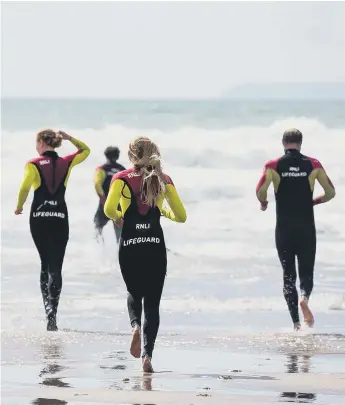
[104,136,186,372]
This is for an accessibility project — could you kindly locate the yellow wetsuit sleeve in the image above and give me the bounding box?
[16,163,39,210]
[94,168,107,197]
[314,168,336,205]
[104,179,123,220]
[159,184,187,223]
[256,167,273,203]
[63,136,90,187]
[69,136,90,168]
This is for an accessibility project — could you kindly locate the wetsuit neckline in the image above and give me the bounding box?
[43,151,58,158]
[285,149,300,155]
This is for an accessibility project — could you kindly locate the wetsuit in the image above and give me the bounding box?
[16,137,90,323]
[94,162,126,242]
[256,149,335,324]
[104,168,186,358]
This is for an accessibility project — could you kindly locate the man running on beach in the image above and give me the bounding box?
[94,146,126,243]
[256,128,336,331]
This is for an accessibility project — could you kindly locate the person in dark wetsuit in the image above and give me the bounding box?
[15,130,90,331]
[94,146,126,243]
[256,128,336,331]
[104,136,187,372]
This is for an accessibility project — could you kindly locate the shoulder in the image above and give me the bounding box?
[263,157,281,170]
[111,168,135,183]
[163,173,174,186]
[303,155,323,169]
[27,156,51,167]
[28,157,42,165]
[96,165,105,171]
[117,163,126,171]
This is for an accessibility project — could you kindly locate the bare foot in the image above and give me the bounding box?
[142,355,154,373]
[130,326,141,358]
[300,299,314,327]
[294,322,301,331]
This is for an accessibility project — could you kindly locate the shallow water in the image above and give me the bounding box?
[2,105,345,403]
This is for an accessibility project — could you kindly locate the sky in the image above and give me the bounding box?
[2,1,345,98]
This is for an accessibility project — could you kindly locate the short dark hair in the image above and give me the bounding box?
[282,128,303,144]
[104,146,120,160]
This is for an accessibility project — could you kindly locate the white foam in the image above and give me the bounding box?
[1,117,344,320]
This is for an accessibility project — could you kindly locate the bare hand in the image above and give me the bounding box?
[260,201,268,211]
[15,208,23,215]
[114,218,124,228]
[57,131,71,140]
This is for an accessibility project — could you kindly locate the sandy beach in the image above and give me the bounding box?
[2,327,345,405]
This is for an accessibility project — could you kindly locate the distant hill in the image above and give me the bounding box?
[223,82,345,100]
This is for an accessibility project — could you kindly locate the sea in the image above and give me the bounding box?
[1,98,345,404]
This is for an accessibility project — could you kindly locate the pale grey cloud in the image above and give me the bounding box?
[2,1,345,98]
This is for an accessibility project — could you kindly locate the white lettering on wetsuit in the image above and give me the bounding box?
[136,223,151,230]
[282,166,307,177]
[127,172,141,179]
[282,172,307,177]
[123,237,160,246]
[44,200,57,206]
[33,212,65,218]
[39,160,50,166]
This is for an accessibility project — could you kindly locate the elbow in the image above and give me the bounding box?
[176,211,187,223]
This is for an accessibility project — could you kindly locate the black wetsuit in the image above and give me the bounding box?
[29,151,72,322]
[119,178,167,359]
[273,150,317,323]
[94,162,125,242]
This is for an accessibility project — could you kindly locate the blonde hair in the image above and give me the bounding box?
[128,136,166,207]
[37,129,62,148]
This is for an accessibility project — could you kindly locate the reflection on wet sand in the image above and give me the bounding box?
[39,342,71,388]
[31,399,67,405]
[32,341,71,405]
[280,354,316,403]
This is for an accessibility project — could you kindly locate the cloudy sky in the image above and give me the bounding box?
[2,1,345,98]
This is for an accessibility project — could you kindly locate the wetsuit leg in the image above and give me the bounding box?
[113,222,122,243]
[142,268,166,358]
[48,231,68,314]
[31,232,50,313]
[30,219,69,317]
[121,268,144,328]
[275,227,299,324]
[94,203,109,236]
[296,227,316,300]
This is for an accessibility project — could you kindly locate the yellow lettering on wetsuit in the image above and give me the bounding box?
[16,137,90,210]
[104,178,187,223]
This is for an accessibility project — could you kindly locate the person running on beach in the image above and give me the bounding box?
[15,130,90,331]
[256,128,335,331]
[94,146,126,243]
[104,136,187,372]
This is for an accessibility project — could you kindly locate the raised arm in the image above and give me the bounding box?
[15,163,38,214]
[159,179,187,223]
[256,164,273,210]
[313,164,336,205]
[104,178,123,221]
[59,131,90,168]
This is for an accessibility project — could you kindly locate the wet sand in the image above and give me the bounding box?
[2,329,345,405]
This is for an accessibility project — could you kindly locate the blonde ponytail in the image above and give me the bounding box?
[128,137,166,206]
